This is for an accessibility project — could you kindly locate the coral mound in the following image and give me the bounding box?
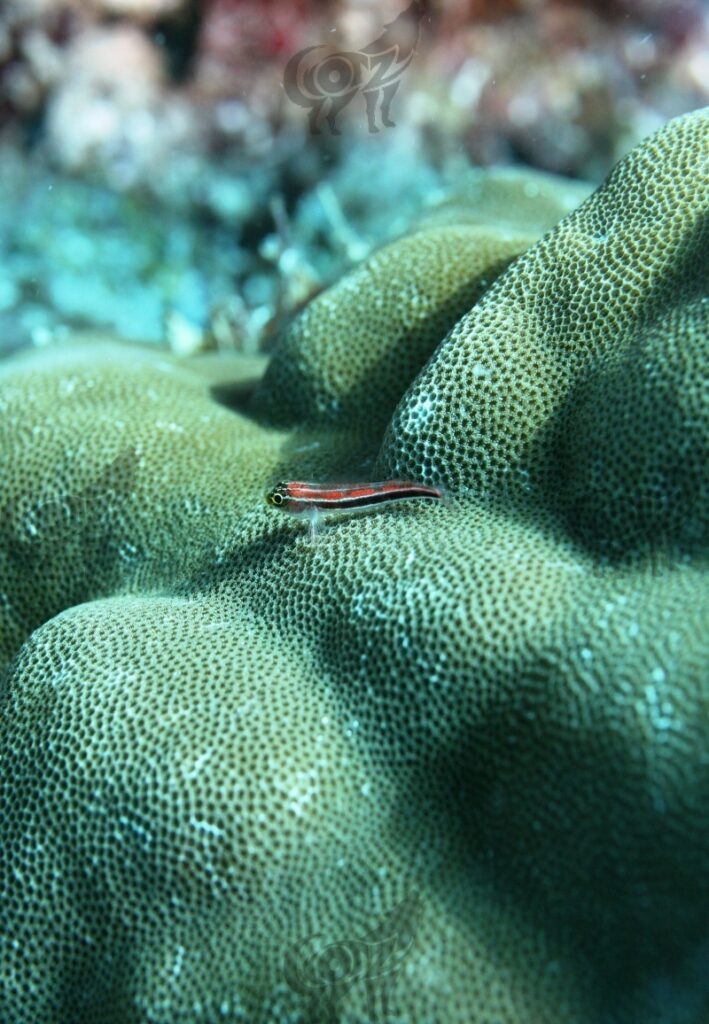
[379,108,709,560]
[1,110,708,1024]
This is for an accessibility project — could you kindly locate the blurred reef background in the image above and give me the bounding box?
[0,0,707,356]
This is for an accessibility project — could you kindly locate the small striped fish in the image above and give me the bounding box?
[266,480,443,514]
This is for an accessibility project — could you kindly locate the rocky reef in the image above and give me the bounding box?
[0,108,707,1023]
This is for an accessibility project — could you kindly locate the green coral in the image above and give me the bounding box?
[378,108,709,559]
[252,166,591,440]
[252,223,536,437]
[1,110,708,1024]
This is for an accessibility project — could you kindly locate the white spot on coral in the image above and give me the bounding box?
[183,747,214,780]
[189,818,225,838]
[400,393,437,434]
[118,540,139,562]
[171,945,185,979]
[292,440,322,453]
[154,420,185,433]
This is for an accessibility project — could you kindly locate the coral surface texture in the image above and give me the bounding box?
[1,109,708,1024]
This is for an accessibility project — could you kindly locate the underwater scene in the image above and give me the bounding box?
[0,1,707,1022]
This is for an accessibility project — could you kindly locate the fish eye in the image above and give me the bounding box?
[267,485,287,506]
